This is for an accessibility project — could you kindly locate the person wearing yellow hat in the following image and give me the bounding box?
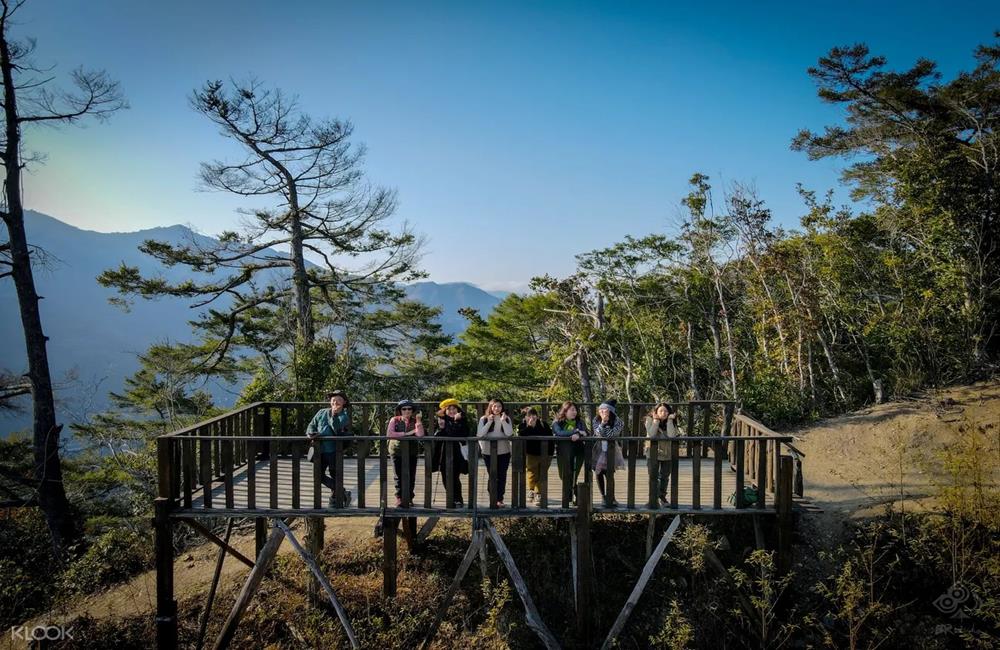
[432,398,469,507]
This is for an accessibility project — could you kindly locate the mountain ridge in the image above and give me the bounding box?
[0,211,505,434]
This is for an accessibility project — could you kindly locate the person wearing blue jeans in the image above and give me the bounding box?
[306,390,353,506]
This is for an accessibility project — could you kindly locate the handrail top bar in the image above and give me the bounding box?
[158,401,266,438]
[155,434,796,442]
[255,399,738,407]
[158,399,743,438]
[732,411,779,436]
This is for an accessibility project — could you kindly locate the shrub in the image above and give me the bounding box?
[61,527,151,595]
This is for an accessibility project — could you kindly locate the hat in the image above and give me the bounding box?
[598,399,617,414]
[439,398,460,410]
[397,399,415,410]
[326,389,348,400]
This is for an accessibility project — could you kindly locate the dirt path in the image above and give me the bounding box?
[791,380,1000,546]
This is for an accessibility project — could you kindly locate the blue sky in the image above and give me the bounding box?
[15,1,1000,291]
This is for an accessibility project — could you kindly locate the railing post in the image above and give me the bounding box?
[646,438,658,509]
[735,438,746,509]
[777,454,794,574]
[154,496,176,650]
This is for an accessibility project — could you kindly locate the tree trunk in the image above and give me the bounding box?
[576,347,594,418]
[747,254,790,373]
[850,330,883,404]
[684,321,700,400]
[0,26,77,557]
[713,269,738,399]
[288,208,314,344]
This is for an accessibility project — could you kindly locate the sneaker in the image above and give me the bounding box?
[497,501,506,508]
[344,490,352,505]
[454,500,465,508]
[527,490,536,502]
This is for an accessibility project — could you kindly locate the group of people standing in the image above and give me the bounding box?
[306,392,684,509]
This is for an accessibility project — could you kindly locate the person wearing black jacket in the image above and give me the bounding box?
[432,398,469,507]
[518,406,554,504]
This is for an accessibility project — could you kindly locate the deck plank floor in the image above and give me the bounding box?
[185,454,748,514]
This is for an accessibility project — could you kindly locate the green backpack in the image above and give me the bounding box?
[728,486,758,506]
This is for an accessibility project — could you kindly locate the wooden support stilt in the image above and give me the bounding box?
[212,518,294,650]
[196,519,234,650]
[479,530,489,578]
[254,517,266,557]
[383,515,398,598]
[777,455,794,574]
[704,547,762,643]
[184,518,255,569]
[154,497,177,650]
[601,515,682,650]
[416,516,440,545]
[752,514,766,551]
[483,521,561,650]
[305,517,325,601]
[403,516,418,547]
[274,520,359,649]
[569,523,578,610]
[574,483,594,645]
[645,514,658,560]
[420,525,486,650]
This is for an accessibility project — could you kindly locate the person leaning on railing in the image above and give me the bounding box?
[552,401,589,504]
[645,403,682,506]
[432,398,469,507]
[592,399,626,505]
[386,399,425,506]
[306,389,353,506]
[477,398,514,507]
[518,406,554,505]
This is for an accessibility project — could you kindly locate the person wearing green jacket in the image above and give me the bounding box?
[306,390,353,506]
[552,401,589,504]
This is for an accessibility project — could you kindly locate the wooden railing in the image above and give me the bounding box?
[155,400,801,517]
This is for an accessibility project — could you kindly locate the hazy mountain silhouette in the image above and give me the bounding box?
[0,211,502,435]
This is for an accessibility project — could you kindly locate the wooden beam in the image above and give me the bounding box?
[383,516,398,598]
[645,514,657,560]
[752,514,766,551]
[569,523,578,609]
[483,520,560,650]
[212,518,294,650]
[154,498,177,650]
[416,516,440,545]
[704,547,762,644]
[274,520,359,649]
[196,519,234,650]
[574,483,594,645]
[600,515,682,650]
[420,527,486,650]
[776,455,794,574]
[183,518,255,569]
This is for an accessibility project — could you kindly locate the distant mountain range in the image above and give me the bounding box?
[0,211,505,435]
